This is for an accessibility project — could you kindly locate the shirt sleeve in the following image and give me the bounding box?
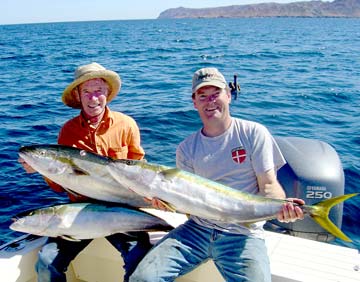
[176,141,194,173]
[127,120,145,160]
[250,123,286,174]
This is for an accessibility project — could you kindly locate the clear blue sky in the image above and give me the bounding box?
[2,0,315,25]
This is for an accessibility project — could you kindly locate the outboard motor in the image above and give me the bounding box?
[265,136,345,242]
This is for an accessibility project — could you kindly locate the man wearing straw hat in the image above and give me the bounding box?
[19,62,151,282]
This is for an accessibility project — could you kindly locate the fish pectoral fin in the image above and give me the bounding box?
[241,222,257,229]
[159,200,177,213]
[59,235,81,242]
[61,158,89,176]
[61,187,86,199]
[160,168,181,180]
[72,167,89,176]
[139,208,188,228]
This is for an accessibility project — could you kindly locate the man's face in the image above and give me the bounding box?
[78,78,109,118]
[192,85,231,123]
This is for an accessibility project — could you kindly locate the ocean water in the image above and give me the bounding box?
[0,18,359,251]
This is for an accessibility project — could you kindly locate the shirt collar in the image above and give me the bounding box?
[79,106,114,128]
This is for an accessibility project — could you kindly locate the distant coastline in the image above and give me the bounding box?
[158,0,360,19]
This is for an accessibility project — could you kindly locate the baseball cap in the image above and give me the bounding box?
[192,67,227,93]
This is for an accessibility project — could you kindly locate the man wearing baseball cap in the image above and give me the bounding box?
[20,62,151,282]
[130,67,305,282]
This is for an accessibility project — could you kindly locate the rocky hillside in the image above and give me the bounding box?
[158,0,360,18]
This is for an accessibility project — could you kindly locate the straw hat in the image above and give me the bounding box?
[62,62,121,108]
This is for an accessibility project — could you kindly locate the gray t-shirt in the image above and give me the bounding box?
[176,117,286,236]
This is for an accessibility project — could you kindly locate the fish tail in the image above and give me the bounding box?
[309,193,358,242]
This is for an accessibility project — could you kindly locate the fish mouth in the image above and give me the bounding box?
[18,150,33,163]
[18,146,45,164]
[18,146,71,175]
[18,147,31,159]
[9,217,23,231]
[19,145,39,155]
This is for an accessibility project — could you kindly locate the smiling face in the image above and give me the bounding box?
[192,85,232,136]
[78,78,109,119]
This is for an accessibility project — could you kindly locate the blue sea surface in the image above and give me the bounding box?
[0,18,359,250]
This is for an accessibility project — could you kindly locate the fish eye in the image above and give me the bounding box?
[80,150,87,157]
[124,160,137,166]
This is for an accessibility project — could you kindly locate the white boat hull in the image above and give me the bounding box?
[1,229,359,282]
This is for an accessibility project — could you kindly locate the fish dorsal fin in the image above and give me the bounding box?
[160,168,181,180]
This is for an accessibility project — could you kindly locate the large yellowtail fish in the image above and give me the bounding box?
[107,159,358,242]
[18,145,150,207]
[10,203,172,241]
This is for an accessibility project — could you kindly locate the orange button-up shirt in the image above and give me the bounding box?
[48,106,145,201]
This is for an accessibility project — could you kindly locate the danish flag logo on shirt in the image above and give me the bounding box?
[231,147,246,164]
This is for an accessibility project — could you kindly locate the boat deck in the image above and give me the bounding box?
[265,231,359,282]
[1,230,359,282]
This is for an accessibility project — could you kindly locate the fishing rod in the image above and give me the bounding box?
[228,74,240,100]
